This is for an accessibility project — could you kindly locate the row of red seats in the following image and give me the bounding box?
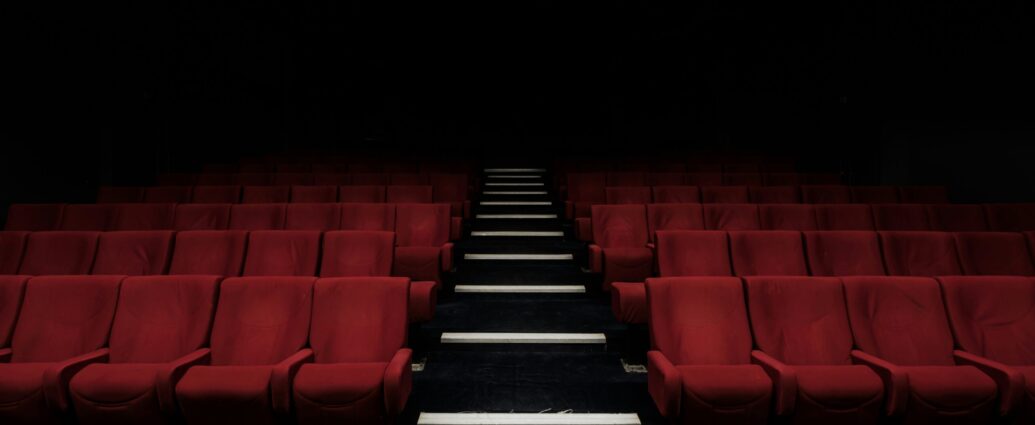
[647,275,1034,424]
[0,275,411,424]
[199,160,474,173]
[609,229,1035,323]
[0,230,438,322]
[155,171,469,188]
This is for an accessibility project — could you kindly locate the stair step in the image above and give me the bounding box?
[440,332,606,344]
[454,285,585,293]
[470,231,564,237]
[485,182,545,187]
[480,201,553,206]
[476,214,558,219]
[482,191,549,195]
[418,412,640,425]
[484,168,547,173]
[464,253,574,261]
[486,175,543,179]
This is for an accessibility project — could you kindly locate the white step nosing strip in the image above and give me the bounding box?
[440,332,607,344]
[418,412,640,425]
[483,191,549,195]
[487,175,543,179]
[484,168,547,172]
[455,285,586,293]
[465,253,574,260]
[477,214,558,219]
[480,201,553,206]
[485,182,545,186]
[471,231,564,237]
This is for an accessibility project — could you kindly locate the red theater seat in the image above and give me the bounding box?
[953,232,1035,276]
[351,173,389,185]
[168,231,247,276]
[646,204,705,241]
[701,186,750,203]
[393,204,453,285]
[5,204,64,231]
[647,173,686,186]
[97,187,144,203]
[842,277,997,423]
[646,277,772,424]
[341,203,396,231]
[59,204,113,231]
[69,276,220,424]
[241,185,290,203]
[813,204,875,230]
[173,204,232,230]
[927,204,988,231]
[850,186,899,204]
[0,275,28,347]
[91,231,174,275]
[291,185,338,203]
[0,232,28,274]
[938,276,1035,419]
[749,186,801,204]
[607,172,647,187]
[588,205,652,290]
[242,231,321,276]
[566,172,606,218]
[0,276,122,423]
[228,204,286,230]
[745,277,884,423]
[651,186,700,203]
[606,187,652,204]
[175,277,314,425]
[879,231,962,276]
[872,204,931,230]
[758,204,817,230]
[285,203,341,230]
[724,173,763,186]
[430,173,471,218]
[389,173,428,185]
[320,231,395,277]
[729,231,808,276]
[273,173,314,186]
[803,231,886,276]
[899,186,949,203]
[984,203,1035,232]
[340,185,386,203]
[19,231,100,275]
[801,185,851,204]
[293,277,412,423]
[387,185,433,203]
[111,203,175,230]
[703,204,760,230]
[144,186,193,204]
[191,185,241,203]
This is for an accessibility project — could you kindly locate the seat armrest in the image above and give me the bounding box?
[851,349,908,416]
[647,350,681,418]
[384,348,413,417]
[156,348,210,415]
[271,348,314,415]
[44,348,110,412]
[588,244,603,273]
[440,242,454,272]
[954,350,1024,416]
[751,350,797,415]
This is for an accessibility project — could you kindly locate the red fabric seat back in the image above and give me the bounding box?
[340,185,386,203]
[927,204,988,231]
[0,232,28,274]
[803,231,886,276]
[19,231,100,275]
[169,230,247,276]
[5,204,65,231]
[745,277,854,365]
[108,276,220,363]
[758,205,816,230]
[191,185,241,203]
[291,186,338,203]
[801,185,850,204]
[850,186,899,203]
[228,204,286,230]
[879,231,962,276]
[144,186,193,203]
[241,185,290,204]
[813,204,875,230]
[953,232,1035,276]
[310,277,409,363]
[984,203,1035,231]
[387,185,433,203]
[938,276,1035,365]
[395,203,451,247]
[284,203,341,231]
[842,276,956,366]
[320,231,395,277]
[729,231,808,276]
[209,277,314,365]
[703,204,760,230]
[430,173,469,202]
[111,203,176,230]
[701,186,749,203]
[174,204,232,230]
[566,173,606,203]
[243,231,322,276]
[0,276,29,347]
[749,186,801,204]
[60,204,114,230]
[340,203,396,231]
[872,204,931,230]
[92,231,174,275]
[656,230,732,276]
[651,186,700,203]
[11,276,123,362]
[646,204,704,243]
[605,187,651,204]
[591,205,649,248]
[646,277,753,365]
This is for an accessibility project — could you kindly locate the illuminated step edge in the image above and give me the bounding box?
[464,253,573,260]
[484,168,547,172]
[476,214,558,219]
[487,175,543,179]
[454,285,585,293]
[471,231,564,237]
[440,332,606,344]
[482,191,549,195]
[480,201,553,206]
[418,412,640,425]
[485,182,545,186]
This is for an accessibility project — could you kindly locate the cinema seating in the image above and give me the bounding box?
[985,203,1035,231]
[289,185,337,203]
[851,186,899,204]
[803,231,887,276]
[953,232,1035,276]
[938,276,1035,420]
[242,231,322,276]
[192,185,241,203]
[285,203,341,230]
[228,204,286,230]
[878,231,962,276]
[758,204,817,230]
[352,173,389,185]
[588,205,652,290]
[745,277,883,423]
[168,231,247,276]
[340,185,386,203]
[393,203,453,284]
[429,173,471,217]
[701,186,750,203]
[651,186,700,203]
[242,185,290,203]
[293,277,412,423]
[729,231,808,276]
[749,186,800,204]
[566,172,606,218]
[19,231,99,275]
[0,275,122,423]
[60,205,113,231]
[341,203,396,231]
[646,277,771,424]
[91,231,174,275]
[813,204,875,230]
[0,232,27,274]
[764,173,801,186]
[320,231,395,277]
[68,276,220,424]
[607,172,647,187]
[606,187,652,204]
[389,173,428,185]
[842,277,997,423]
[646,204,704,241]
[173,204,232,230]
[386,185,433,203]
[175,277,314,425]
[97,187,144,203]
[927,204,989,231]
[801,185,851,204]
[144,186,193,204]
[110,203,176,230]
[872,204,931,230]
[4,204,64,231]
[703,204,760,230]
[196,173,234,185]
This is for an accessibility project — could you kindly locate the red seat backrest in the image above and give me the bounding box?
[701,186,750,203]
[284,203,342,231]
[92,231,174,275]
[703,204,760,230]
[387,185,433,203]
[19,231,100,275]
[591,205,649,248]
[0,276,29,347]
[243,231,322,276]
[953,232,1035,276]
[291,186,338,203]
[174,204,232,230]
[111,203,176,230]
[803,231,886,276]
[395,203,451,247]
[209,277,313,365]
[939,276,1035,365]
[745,277,854,365]
[341,203,396,231]
[191,185,241,204]
[729,231,808,276]
[241,186,290,204]
[646,277,753,365]
[813,204,875,230]
[168,230,247,276]
[651,186,700,204]
[872,204,931,230]
[108,276,220,363]
[656,230,732,276]
[749,186,801,204]
[228,204,286,230]
[340,185,386,203]
[879,231,962,276]
[605,187,652,205]
[144,186,193,203]
[758,205,816,230]
[320,231,395,277]
[309,277,409,363]
[801,185,850,204]
[5,204,65,231]
[11,276,123,362]
[0,232,29,274]
[927,204,988,231]
[60,204,114,231]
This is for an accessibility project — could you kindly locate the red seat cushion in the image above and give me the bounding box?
[794,365,883,414]
[676,365,771,421]
[293,363,387,411]
[0,363,51,421]
[902,366,997,417]
[70,363,163,416]
[176,365,276,425]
